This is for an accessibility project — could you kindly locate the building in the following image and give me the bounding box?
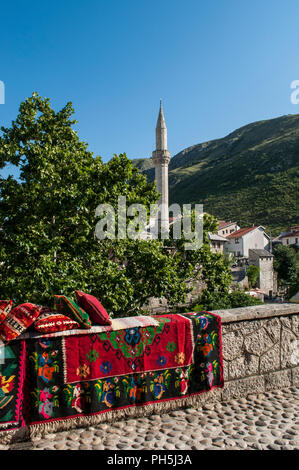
[152,100,171,236]
[225,226,271,258]
[209,233,228,254]
[275,225,299,247]
[248,249,277,297]
[216,221,240,237]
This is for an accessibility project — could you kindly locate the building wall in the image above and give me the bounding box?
[281,235,299,246]
[210,241,225,254]
[217,224,239,237]
[226,228,269,258]
[243,229,269,257]
[225,236,244,257]
[248,250,276,296]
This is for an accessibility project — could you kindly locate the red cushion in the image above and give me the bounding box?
[0,300,13,325]
[0,303,43,343]
[34,311,80,334]
[74,291,111,325]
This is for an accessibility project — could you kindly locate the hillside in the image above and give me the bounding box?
[133,114,299,235]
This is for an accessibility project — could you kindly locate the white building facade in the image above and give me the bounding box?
[225,226,271,258]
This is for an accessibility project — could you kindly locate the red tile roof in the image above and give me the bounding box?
[218,220,237,230]
[226,226,258,239]
[279,229,299,238]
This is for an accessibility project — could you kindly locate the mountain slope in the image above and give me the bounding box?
[133,114,299,235]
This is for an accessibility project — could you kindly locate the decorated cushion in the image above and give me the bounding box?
[0,299,13,325]
[74,291,112,326]
[0,303,43,343]
[34,311,80,334]
[53,295,91,329]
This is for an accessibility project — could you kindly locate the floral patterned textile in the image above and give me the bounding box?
[0,300,13,325]
[0,312,223,435]
[0,303,43,344]
[0,340,26,431]
[63,314,197,383]
[53,296,91,329]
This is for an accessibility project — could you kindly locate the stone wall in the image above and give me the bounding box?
[194,304,299,405]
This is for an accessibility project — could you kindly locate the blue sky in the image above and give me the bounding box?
[1,0,299,174]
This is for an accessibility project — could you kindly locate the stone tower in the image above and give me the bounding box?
[152,100,171,236]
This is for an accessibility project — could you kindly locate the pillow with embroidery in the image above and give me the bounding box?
[74,291,112,326]
[0,300,13,325]
[53,295,91,329]
[0,303,43,343]
[34,311,80,334]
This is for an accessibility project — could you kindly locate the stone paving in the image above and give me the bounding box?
[3,386,299,451]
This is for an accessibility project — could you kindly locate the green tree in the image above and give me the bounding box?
[246,265,260,288]
[0,93,232,317]
[273,244,299,298]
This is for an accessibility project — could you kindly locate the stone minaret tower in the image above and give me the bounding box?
[152,100,171,236]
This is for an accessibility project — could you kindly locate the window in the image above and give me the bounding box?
[235,238,239,244]
[286,239,289,245]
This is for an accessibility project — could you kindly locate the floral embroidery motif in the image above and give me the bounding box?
[156,355,167,367]
[149,370,171,400]
[166,341,176,352]
[174,352,185,365]
[100,361,112,376]
[30,345,59,384]
[76,364,90,379]
[94,378,120,408]
[122,375,146,402]
[86,349,99,363]
[198,331,218,357]
[31,386,59,419]
[64,383,88,413]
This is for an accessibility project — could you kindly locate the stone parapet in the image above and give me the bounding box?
[204,304,299,403]
[211,303,299,323]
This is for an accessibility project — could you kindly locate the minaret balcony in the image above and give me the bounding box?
[152,149,171,165]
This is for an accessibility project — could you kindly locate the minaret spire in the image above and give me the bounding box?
[156,99,167,150]
[152,100,171,237]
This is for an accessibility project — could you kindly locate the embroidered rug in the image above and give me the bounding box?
[0,340,26,432]
[0,312,223,441]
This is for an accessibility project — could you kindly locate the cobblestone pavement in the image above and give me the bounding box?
[3,386,299,451]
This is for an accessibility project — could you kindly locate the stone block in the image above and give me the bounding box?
[281,328,298,369]
[221,375,265,402]
[260,342,280,373]
[291,366,299,385]
[291,315,299,337]
[280,316,292,329]
[222,331,244,361]
[265,317,281,342]
[223,359,229,381]
[229,353,259,379]
[244,327,273,356]
[264,370,292,391]
[222,319,263,334]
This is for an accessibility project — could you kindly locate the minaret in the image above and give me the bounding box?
[152,100,171,236]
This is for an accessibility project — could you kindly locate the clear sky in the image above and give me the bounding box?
[1,0,299,173]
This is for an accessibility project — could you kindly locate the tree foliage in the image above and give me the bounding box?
[273,244,299,298]
[246,265,260,288]
[0,93,232,317]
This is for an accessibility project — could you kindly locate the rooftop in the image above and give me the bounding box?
[218,220,237,230]
[226,226,259,239]
[249,248,274,257]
